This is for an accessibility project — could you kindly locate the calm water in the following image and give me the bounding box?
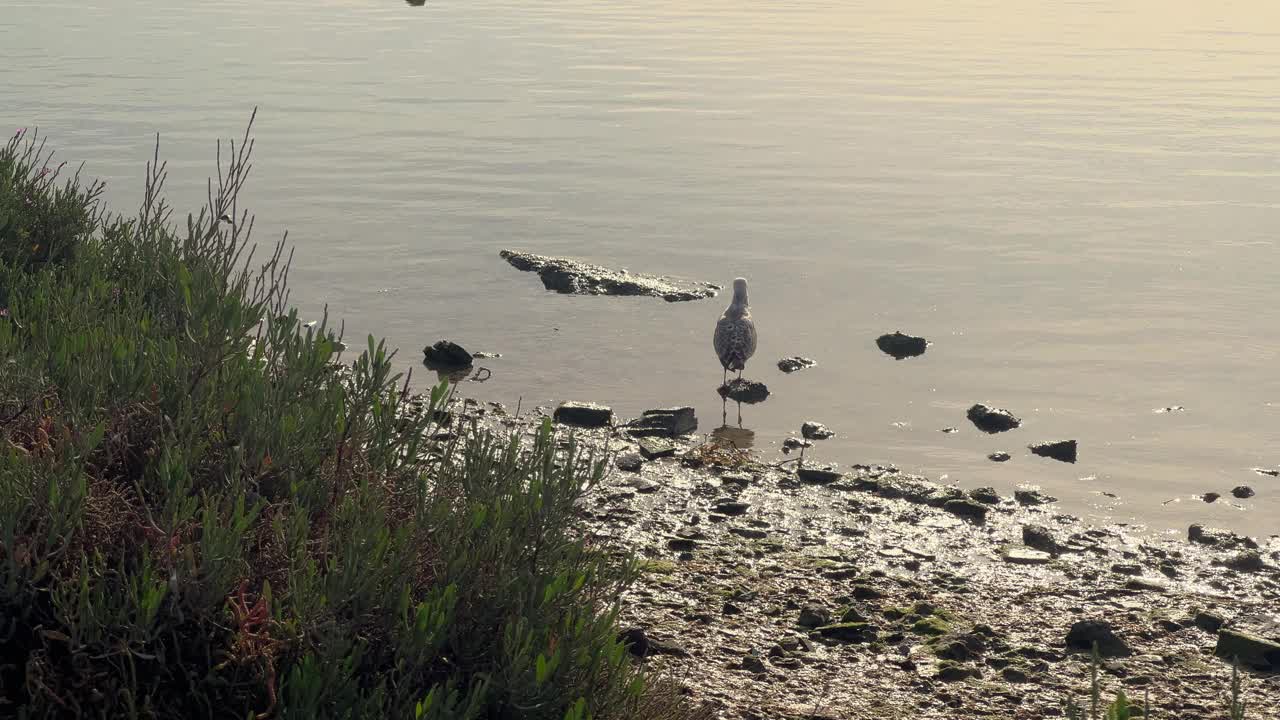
[5,0,1280,535]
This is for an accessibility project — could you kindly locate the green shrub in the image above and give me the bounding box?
[0,117,690,720]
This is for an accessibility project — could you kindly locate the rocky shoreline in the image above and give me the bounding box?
[434,396,1280,719]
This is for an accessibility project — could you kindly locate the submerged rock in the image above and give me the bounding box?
[988,451,1012,463]
[1231,485,1255,499]
[1029,440,1078,464]
[777,356,817,373]
[499,250,715,302]
[967,404,1022,434]
[801,421,835,440]
[782,437,812,454]
[628,407,698,437]
[1015,486,1057,506]
[718,379,770,404]
[876,331,929,360]
[422,340,474,369]
[1066,620,1131,657]
[553,402,613,428]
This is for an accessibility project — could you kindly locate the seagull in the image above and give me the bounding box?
[714,277,757,386]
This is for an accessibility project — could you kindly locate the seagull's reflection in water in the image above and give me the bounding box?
[711,423,755,451]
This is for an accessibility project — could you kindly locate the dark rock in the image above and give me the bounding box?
[1066,620,1131,657]
[740,655,767,673]
[666,537,699,552]
[553,402,613,428]
[723,602,744,616]
[969,487,1002,505]
[1029,440,1078,464]
[624,477,660,494]
[943,498,989,523]
[1015,486,1057,506]
[1194,612,1226,634]
[721,473,753,487]
[1232,485,1256,499]
[422,340,474,369]
[777,356,817,373]
[797,606,832,629]
[1188,524,1256,549]
[967,404,1022,434]
[619,627,688,658]
[729,527,768,540]
[1214,630,1280,671]
[499,250,716,302]
[718,379,770,404]
[628,407,698,437]
[616,453,645,472]
[801,422,835,440]
[1110,563,1142,576]
[797,465,844,484]
[1222,550,1266,573]
[815,622,878,644]
[988,451,1012,462]
[1022,525,1059,553]
[935,662,982,681]
[936,640,975,661]
[1001,666,1031,683]
[1202,492,1221,503]
[876,331,929,360]
[712,499,751,516]
[638,437,676,460]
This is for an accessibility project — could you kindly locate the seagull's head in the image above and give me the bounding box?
[732,277,749,305]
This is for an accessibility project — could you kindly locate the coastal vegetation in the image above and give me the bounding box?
[0,121,690,719]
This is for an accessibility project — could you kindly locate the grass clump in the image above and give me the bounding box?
[0,120,691,719]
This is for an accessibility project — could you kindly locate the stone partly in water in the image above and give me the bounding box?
[988,451,1012,462]
[1202,492,1221,503]
[553,402,614,428]
[875,331,929,360]
[1214,630,1280,671]
[718,379,770,404]
[969,487,1002,505]
[777,356,817,373]
[1231,485,1255,499]
[797,465,844,484]
[801,421,835,440]
[499,250,716,302]
[966,404,1022,434]
[782,437,812,454]
[1066,620,1131,657]
[1188,524,1256,549]
[1029,439,1078,463]
[628,407,698,437]
[422,340,474,369]
[1015,486,1058,506]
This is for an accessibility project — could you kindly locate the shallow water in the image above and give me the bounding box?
[5,0,1280,535]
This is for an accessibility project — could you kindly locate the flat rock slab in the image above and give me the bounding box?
[553,402,613,428]
[628,407,698,437]
[718,379,770,404]
[967,404,1022,433]
[876,331,929,360]
[1214,630,1280,671]
[1029,439,1078,463]
[638,437,676,460]
[1003,548,1052,565]
[499,250,716,302]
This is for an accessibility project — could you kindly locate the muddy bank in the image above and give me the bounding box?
[430,397,1280,719]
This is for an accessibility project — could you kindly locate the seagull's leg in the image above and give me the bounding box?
[736,401,743,427]
[721,396,727,425]
[722,367,728,386]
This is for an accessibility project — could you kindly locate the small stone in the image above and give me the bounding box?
[1202,492,1221,503]
[815,622,878,644]
[876,331,929,360]
[801,422,835,440]
[1194,611,1226,633]
[969,487,1002,505]
[1110,564,1142,576]
[741,655,767,673]
[988,451,1012,462]
[711,499,751,516]
[941,427,958,434]
[1021,525,1058,553]
[638,437,676,459]
[1231,485,1255,499]
[943,498,989,523]
[1003,548,1052,565]
[1001,666,1031,683]
[422,340,474,368]
[666,537,699,552]
[1214,630,1280,671]
[797,606,832,629]
[777,356,817,373]
[797,465,844,484]
[624,477,660,494]
[967,404,1022,434]
[1066,620,1130,657]
[718,379,770,404]
[1015,486,1057,506]
[616,453,645,472]
[720,473,752,487]
[1029,440,1078,464]
[935,661,981,681]
[553,402,613,428]
[723,601,744,616]
[729,527,768,540]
